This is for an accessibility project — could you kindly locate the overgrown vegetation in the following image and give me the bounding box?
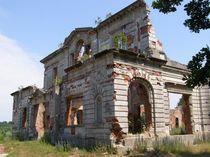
[4,140,69,157]
[112,32,127,50]
[1,121,210,157]
[3,139,119,157]
[53,78,62,86]
[15,131,27,141]
[81,53,91,62]
[153,138,186,154]
[170,126,186,135]
[2,137,210,157]
[93,144,118,155]
[132,142,147,155]
[130,138,210,157]
[152,0,210,88]
[152,141,210,157]
[128,116,145,134]
[183,46,210,88]
[0,121,12,141]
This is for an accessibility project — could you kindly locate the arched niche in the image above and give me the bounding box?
[95,95,103,123]
[128,78,154,134]
[76,39,85,53]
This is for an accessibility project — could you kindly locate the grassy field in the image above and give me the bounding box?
[3,140,69,157]
[1,139,210,157]
[130,141,210,157]
[1,139,120,157]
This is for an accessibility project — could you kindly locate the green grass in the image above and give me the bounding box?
[2,138,210,157]
[0,121,12,142]
[3,140,70,157]
[2,139,120,157]
[130,139,210,157]
[152,139,210,157]
[153,139,186,154]
[170,127,186,135]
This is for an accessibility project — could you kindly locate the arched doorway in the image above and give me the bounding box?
[128,79,152,134]
[76,39,85,57]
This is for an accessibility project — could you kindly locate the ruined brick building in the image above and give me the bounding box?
[170,106,183,130]
[11,0,210,148]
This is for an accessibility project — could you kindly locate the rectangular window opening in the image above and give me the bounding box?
[53,67,58,80]
[169,93,192,135]
[22,108,27,128]
[66,97,83,127]
[33,104,39,128]
[44,102,50,129]
[71,53,75,66]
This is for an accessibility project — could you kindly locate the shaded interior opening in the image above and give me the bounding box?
[22,108,27,128]
[169,93,192,135]
[33,103,46,139]
[128,80,152,134]
[66,97,83,127]
[95,96,103,123]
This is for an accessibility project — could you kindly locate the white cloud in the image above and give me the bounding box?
[0,33,43,121]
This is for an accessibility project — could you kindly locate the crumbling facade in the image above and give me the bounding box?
[170,106,183,130]
[11,0,210,148]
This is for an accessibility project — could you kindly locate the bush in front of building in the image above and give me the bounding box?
[153,138,186,155]
[93,144,118,155]
[0,121,12,141]
[170,126,186,135]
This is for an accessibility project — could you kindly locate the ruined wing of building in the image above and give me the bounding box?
[11,0,210,148]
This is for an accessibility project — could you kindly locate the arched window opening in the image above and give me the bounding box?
[95,96,103,123]
[128,80,152,134]
[73,39,92,63]
[175,117,179,128]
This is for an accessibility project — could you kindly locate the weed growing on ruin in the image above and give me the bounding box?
[170,126,186,135]
[153,138,186,154]
[134,142,147,154]
[93,144,118,155]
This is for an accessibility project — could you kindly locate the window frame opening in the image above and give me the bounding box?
[22,108,27,128]
[169,93,193,135]
[128,80,153,134]
[66,96,84,127]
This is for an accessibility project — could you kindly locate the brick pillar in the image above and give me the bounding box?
[183,95,193,134]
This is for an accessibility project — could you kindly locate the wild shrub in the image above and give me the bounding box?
[15,131,27,141]
[40,132,52,144]
[170,126,186,135]
[153,138,186,154]
[94,144,117,155]
[0,132,4,141]
[0,121,12,141]
[132,140,148,154]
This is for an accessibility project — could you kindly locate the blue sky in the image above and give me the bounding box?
[0,0,209,121]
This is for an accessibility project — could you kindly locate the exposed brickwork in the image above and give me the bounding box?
[140,25,152,34]
[170,107,183,129]
[183,95,193,134]
[10,0,210,148]
[106,117,125,144]
[35,103,45,139]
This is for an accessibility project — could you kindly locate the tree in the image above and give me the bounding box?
[152,0,210,88]
[177,96,184,107]
[0,121,12,141]
[184,46,210,88]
